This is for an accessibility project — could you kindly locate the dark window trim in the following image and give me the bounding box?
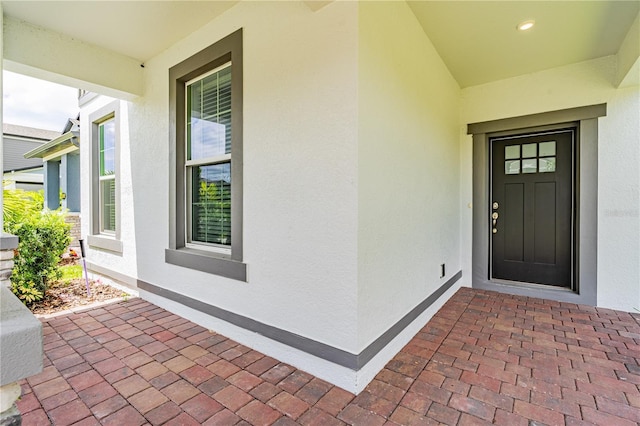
[88,100,122,254]
[468,103,605,305]
[166,28,246,282]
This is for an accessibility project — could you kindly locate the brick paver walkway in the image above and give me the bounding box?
[17,287,640,425]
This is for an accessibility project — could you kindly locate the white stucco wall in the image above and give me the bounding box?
[71,0,639,394]
[357,2,461,349]
[80,95,139,281]
[76,0,468,392]
[125,1,360,355]
[460,56,640,312]
[597,86,640,310]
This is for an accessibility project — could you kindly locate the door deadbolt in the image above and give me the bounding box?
[492,212,499,220]
[493,202,499,210]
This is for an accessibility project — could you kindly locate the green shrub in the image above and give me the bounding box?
[3,186,35,224]
[4,188,70,304]
[11,282,43,304]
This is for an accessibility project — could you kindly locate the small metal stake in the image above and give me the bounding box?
[79,239,91,297]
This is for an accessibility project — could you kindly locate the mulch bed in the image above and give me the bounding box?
[28,259,129,316]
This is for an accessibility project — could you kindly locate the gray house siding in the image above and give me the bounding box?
[3,136,45,172]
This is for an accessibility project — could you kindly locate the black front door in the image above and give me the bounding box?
[491,129,575,288]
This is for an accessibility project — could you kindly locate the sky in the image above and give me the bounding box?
[3,70,79,132]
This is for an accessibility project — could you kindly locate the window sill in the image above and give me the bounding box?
[165,247,247,282]
[87,235,123,254]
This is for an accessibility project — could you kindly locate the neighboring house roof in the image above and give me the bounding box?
[3,123,60,141]
[23,117,80,160]
[62,118,80,133]
[23,130,79,159]
[3,123,61,172]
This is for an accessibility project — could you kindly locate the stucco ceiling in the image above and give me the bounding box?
[2,1,639,88]
[408,1,640,87]
[2,1,239,62]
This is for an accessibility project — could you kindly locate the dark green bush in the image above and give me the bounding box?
[4,189,70,304]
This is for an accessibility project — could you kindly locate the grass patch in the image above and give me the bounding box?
[59,264,83,284]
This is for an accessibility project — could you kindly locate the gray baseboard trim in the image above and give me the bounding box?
[138,279,357,368]
[138,270,462,370]
[357,270,462,366]
[86,262,138,289]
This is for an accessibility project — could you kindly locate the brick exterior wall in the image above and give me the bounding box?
[65,213,81,249]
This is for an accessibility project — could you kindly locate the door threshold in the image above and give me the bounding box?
[489,278,575,293]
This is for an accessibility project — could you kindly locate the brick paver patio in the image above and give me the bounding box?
[16,287,640,425]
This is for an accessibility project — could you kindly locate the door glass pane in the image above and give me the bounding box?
[522,143,537,158]
[539,157,556,173]
[191,162,231,245]
[505,160,520,174]
[539,141,556,156]
[505,145,520,159]
[522,158,537,173]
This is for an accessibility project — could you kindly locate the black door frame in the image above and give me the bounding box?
[468,104,605,306]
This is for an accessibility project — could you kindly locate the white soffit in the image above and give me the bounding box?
[2,1,239,62]
[3,1,638,88]
[408,1,640,88]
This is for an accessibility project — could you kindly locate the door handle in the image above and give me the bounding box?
[492,203,499,233]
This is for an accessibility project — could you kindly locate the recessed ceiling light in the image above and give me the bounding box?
[517,20,535,31]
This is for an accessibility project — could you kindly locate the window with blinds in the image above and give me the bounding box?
[186,63,232,247]
[99,118,116,233]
